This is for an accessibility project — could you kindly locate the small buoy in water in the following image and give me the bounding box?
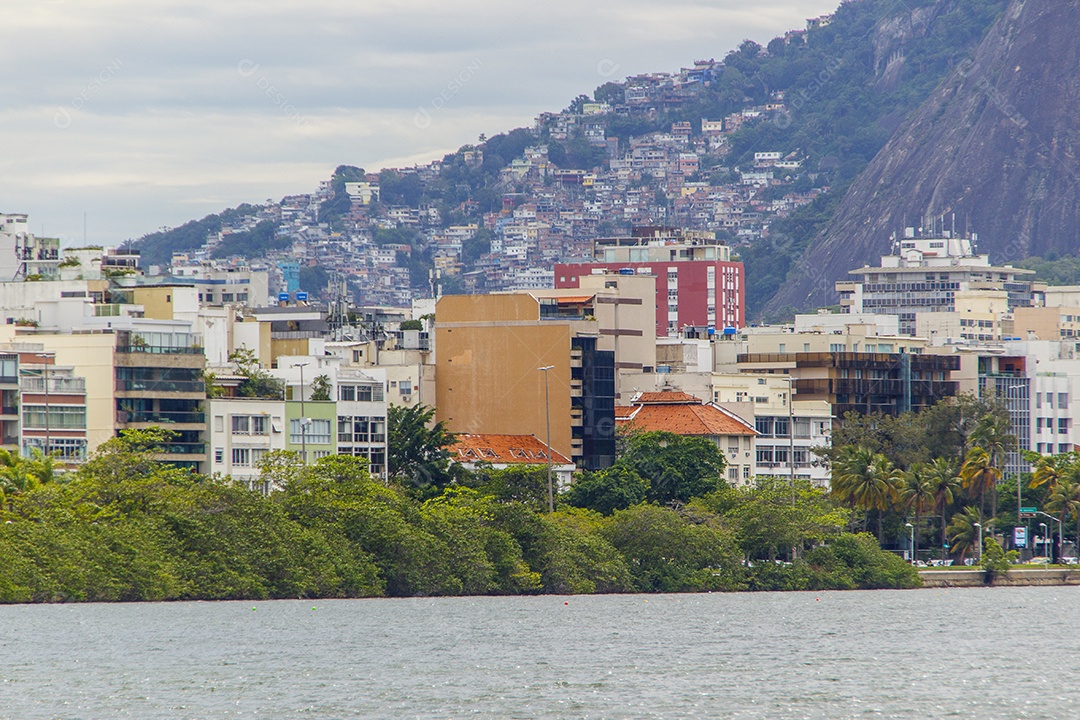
[816,598,820,602]
[251,607,256,611]
[312,606,317,611]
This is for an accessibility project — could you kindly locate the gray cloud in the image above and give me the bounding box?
[0,0,838,244]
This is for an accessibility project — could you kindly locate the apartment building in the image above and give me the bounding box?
[554,226,745,336]
[837,234,1039,335]
[435,293,616,471]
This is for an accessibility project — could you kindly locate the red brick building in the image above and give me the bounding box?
[554,228,745,337]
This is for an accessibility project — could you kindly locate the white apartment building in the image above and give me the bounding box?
[837,233,1039,335]
[208,397,287,491]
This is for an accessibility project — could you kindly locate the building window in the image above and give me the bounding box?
[292,418,332,445]
[1060,393,1069,409]
[794,418,811,439]
[251,416,268,435]
[231,415,250,434]
[756,448,773,464]
[22,405,86,430]
[232,447,251,467]
[214,415,224,432]
[1059,418,1070,435]
[251,448,268,466]
[214,447,224,464]
[728,467,739,482]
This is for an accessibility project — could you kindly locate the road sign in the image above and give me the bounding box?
[1021,506,1038,513]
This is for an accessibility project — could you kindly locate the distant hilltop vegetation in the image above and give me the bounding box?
[137,0,1014,319]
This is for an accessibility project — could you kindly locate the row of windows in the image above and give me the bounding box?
[1035,418,1071,433]
[23,437,87,461]
[290,418,332,445]
[1035,393,1069,409]
[22,405,86,430]
[338,384,385,402]
[338,416,386,444]
[1035,443,1073,454]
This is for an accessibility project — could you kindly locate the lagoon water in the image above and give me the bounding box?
[2,587,1079,719]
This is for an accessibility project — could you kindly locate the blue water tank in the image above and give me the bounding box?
[723,327,737,335]
[618,268,634,275]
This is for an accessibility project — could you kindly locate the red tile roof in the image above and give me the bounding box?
[632,391,703,404]
[449,433,572,465]
[616,393,756,437]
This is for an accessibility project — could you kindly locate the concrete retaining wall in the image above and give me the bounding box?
[919,568,1080,588]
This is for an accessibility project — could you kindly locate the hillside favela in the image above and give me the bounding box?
[5,0,1080,717]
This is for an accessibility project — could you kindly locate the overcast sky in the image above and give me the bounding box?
[0,0,838,246]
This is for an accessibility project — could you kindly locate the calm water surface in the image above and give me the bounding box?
[1,587,1079,719]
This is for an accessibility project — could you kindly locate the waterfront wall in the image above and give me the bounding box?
[920,568,1080,588]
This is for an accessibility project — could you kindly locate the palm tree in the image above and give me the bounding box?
[848,453,903,542]
[947,505,983,562]
[927,457,961,559]
[1030,452,1071,491]
[960,446,999,522]
[1046,477,1079,563]
[898,463,935,562]
[970,413,1016,522]
[830,445,874,531]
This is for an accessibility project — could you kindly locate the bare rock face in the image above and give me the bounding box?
[768,0,1080,314]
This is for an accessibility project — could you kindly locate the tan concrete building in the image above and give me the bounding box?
[435,293,615,470]
[1013,306,1080,341]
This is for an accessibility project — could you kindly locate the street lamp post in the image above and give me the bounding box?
[905,522,915,564]
[293,361,309,464]
[976,520,984,565]
[538,365,554,513]
[1039,522,1048,559]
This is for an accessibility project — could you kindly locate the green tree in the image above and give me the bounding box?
[927,457,962,560]
[969,414,1016,522]
[947,505,983,562]
[386,404,456,493]
[960,446,999,522]
[618,431,727,505]
[309,374,332,402]
[564,465,648,515]
[898,463,935,563]
[230,348,284,399]
[600,504,744,592]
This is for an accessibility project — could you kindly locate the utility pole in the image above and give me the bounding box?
[539,365,554,512]
[294,361,309,464]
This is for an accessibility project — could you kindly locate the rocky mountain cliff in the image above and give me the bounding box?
[767,0,1080,314]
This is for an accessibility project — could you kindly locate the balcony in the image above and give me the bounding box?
[117,411,206,425]
[116,330,203,355]
[21,377,87,394]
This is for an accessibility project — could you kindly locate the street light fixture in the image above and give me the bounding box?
[292,361,309,464]
[538,365,554,513]
[974,522,983,563]
[905,522,915,564]
[1040,522,1048,559]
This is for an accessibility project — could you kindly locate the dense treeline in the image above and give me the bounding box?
[0,427,917,603]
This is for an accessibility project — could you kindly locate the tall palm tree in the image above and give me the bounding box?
[970,413,1016,522]
[1046,477,1079,563]
[898,463,935,562]
[831,445,874,531]
[927,457,962,560]
[848,453,903,542]
[960,446,999,523]
[1030,452,1072,491]
[947,505,983,562]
